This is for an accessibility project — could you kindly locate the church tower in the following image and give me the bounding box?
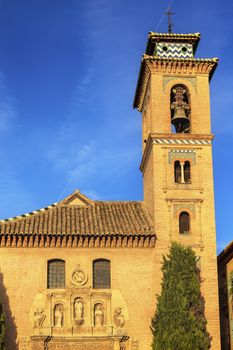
[134,32,221,349]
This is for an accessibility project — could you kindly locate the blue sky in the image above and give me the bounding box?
[0,0,232,252]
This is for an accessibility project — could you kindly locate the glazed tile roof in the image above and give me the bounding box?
[0,195,155,237]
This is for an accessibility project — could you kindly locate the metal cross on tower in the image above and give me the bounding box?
[165,8,175,34]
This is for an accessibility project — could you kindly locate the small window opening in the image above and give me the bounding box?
[93,259,111,289]
[184,161,191,183]
[174,160,191,184]
[47,259,65,289]
[179,211,190,234]
[174,161,181,183]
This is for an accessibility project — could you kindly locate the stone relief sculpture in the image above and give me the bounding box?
[74,297,84,325]
[34,307,46,327]
[94,303,104,326]
[71,265,88,286]
[114,307,125,328]
[54,304,64,327]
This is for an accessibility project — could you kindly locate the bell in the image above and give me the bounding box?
[171,86,190,133]
[172,105,189,120]
[172,114,190,133]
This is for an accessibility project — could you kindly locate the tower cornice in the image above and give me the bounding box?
[133,56,218,111]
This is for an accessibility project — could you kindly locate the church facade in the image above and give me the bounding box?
[0,31,221,350]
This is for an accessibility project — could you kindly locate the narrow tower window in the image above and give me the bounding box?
[174,161,181,183]
[93,259,111,289]
[179,212,190,234]
[47,259,65,289]
[171,85,191,133]
[184,161,191,183]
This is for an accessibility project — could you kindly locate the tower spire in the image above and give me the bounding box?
[165,8,174,33]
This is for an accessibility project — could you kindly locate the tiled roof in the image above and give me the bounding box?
[218,240,233,265]
[149,32,201,37]
[0,200,154,237]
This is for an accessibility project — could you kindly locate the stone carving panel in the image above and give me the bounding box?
[30,275,129,343]
[168,149,196,164]
[31,288,122,338]
[114,307,125,328]
[71,265,88,286]
[173,203,196,217]
[34,308,46,328]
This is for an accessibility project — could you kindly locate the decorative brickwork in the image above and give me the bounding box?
[168,149,196,164]
[163,75,197,91]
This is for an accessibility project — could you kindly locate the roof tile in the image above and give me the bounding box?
[0,201,155,237]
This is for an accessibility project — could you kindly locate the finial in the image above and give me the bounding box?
[165,8,175,34]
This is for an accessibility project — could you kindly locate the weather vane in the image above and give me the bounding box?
[165,8,175,34]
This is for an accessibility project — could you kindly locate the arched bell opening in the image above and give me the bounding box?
[170,84,191,133]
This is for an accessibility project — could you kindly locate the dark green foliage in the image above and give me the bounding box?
[228,271,233,297]
[0,305,5,350]
[151,242,211,350]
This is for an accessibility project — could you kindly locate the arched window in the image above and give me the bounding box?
[174,160,181,183]
[93,259,111,289]
[170,84,191,134]
[47,259,65,289]
[179,212,190,234]
[184,161,191,183]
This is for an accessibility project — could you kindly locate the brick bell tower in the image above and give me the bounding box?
[133,32,221,349]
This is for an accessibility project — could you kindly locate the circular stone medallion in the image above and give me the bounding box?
[71,267,88,286]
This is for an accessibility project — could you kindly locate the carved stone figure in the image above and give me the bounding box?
[74,298,84,325]
[54,304,63,327]
[34,307,46,327]
[94,303,104,326]
[114,307,125,328]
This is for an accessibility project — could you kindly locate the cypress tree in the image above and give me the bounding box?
[151,242,211,350]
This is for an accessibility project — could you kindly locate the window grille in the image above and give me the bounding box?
[93,259,111,289]
[47,259,65,289]
[179,211,190,234]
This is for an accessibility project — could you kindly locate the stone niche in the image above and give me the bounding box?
[29,287,129,350]
[28,264,129,350]
[32,288,115,337]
